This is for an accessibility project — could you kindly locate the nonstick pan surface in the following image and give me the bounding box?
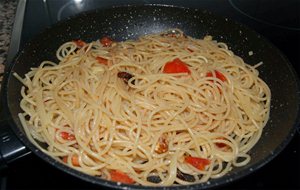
[2,5,300,189]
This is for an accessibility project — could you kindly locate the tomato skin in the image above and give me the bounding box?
[110,170,135,184]
[60,132,75,140]
[185,156,210,170]
[73,40,86,48]
[215,137,228,148]
[62,155,80,166]
[215,142,227,148]
[206,70,226,82]
[163,58,191,74]
[186,47,194,52]
[100,36,113,47]
[96,56,108,65]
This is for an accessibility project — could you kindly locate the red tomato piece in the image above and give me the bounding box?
[96,56,108,65]
[60,132,75,141]
[163,58,191,74]
[100,36,113,47]
[73,40,86,48]
[206,70,226,82]
[110,170,135,184]
[185,156,210,171]
[62,155,80,166]
[215,142,227,148]
[215,137,228,148]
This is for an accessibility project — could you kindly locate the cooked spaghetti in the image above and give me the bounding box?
[15,29,271,186]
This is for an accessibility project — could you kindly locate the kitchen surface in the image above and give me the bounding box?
[0,0,300,189]
[0,0,17,86]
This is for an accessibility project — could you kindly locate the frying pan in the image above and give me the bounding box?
[0,4,299,189]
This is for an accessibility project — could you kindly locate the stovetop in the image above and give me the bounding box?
[2,0,300,189]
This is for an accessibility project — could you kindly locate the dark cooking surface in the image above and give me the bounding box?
[1,0,300,189]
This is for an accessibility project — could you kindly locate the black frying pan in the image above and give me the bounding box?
[1,5,300,189]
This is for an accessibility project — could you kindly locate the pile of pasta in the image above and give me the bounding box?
[15,29,271,186]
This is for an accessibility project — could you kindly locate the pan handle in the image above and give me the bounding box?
[0,119,31,170]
